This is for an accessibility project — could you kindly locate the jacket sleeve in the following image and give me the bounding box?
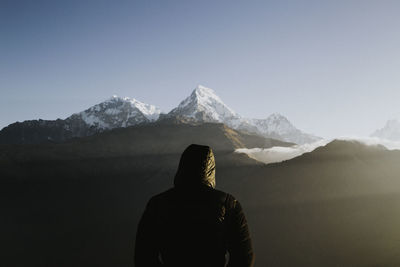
[226,197,255,267]
[134,198,163,267]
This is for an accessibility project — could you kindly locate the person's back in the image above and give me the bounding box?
[135,144,254,267]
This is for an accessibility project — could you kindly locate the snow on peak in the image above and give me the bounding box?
[267,113,289,121]
[265,113,293,130]
[72,95,161,130]
[105,95,161,121]
[251,113,296,136]
[166,85,321,144]
[170,85,239,122]
[66,85,320,145]
[371,119,400,141]
[247,113,321,144]
[193,85,219,98]
[126,97,161,121]
[192,85,235,113]
[386,119,400,128]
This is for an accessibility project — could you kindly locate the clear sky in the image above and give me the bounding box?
[1,0,400,138]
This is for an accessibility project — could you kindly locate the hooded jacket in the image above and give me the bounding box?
[135,144,254,267]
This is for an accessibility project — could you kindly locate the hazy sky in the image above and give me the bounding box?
[2,0,400,138]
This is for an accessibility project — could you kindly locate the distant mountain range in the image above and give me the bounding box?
[0,85,320,145]
[371,119,400,141]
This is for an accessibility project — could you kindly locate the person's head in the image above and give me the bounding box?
[174,144,216,189]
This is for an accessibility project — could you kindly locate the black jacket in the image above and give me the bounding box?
[135,144,254,267]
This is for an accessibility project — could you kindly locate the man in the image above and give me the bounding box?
[135,144,254,267]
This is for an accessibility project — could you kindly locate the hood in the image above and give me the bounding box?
[174,144,216,189]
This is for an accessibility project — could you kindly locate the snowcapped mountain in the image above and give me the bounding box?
[371,119,400,141]
[250,113,321,144]
[69,95,161,130]
[0,84,320,145]
[0,96,161,144]
[167,85,245,128]
[165,85,320,144]
[251,113,294,134]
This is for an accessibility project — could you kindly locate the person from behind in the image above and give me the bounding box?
[135,144,254,267]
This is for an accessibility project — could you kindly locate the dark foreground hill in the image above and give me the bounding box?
[0,122,288,267]
[2,123,400,267]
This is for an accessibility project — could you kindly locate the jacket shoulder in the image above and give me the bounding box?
[210,189,239,210]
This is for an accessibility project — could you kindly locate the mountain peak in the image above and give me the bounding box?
[313,139,388,156]
[168,85,240,125]
[166,85,321,144]
[371,118,400,141]
[71,95,161,130]
[252,113,295,135]
[385,119,400,128]
[267,113,290,122]
[105,95,161,121]
[190,85,224,105]
[193,84,216,95]
[195,84,213,91]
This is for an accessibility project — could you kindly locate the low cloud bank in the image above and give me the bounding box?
[235,139,330,164]
[235,137,400,164]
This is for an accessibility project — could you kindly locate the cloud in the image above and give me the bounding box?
[235,136,400,164]
[235,139,330,164]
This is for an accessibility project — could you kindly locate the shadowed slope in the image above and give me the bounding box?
[3,127,400,267]
[0,122,288,267]
[226,140,400,267]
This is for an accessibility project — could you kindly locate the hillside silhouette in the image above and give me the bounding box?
[2,123,400,266]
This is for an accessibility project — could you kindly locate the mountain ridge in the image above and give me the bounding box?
[2,124,400,267]
[0,85,320,145]
[165,85,321,144]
